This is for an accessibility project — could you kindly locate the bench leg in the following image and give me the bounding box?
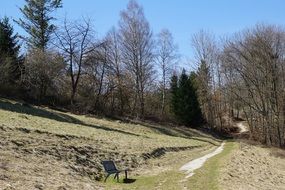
[125,170,128,179]
[104,173,111,182]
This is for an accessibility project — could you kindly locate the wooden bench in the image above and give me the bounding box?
[101,161,129,182]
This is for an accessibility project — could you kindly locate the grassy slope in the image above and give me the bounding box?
[219,142,285,190]
[0,98,219,153]
[0,98,222,189]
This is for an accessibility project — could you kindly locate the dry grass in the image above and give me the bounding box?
[220,142,285,190]
[0,98,220,190]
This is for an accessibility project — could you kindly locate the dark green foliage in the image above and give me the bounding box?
[170,73,179,115]
[187,71,203,124]
[170,69,202,126]
[15,0,62,51]
[189,71,198,90]
[0,17,23,83]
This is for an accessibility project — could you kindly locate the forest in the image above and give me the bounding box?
[1,0,285,148]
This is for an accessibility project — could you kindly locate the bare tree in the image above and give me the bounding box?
[156,29,178,118]
[105,28,129,115]
[221,24,285,147]
[119,0,155,118]
[79,39,108,112]
[192,30,219,128]
[54,18,95,105]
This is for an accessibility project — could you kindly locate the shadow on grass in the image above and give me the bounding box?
[0,99,140,137]
[123,178,136,183]
[124,120,222,145]
[0,99,82,124]
[0,99,223,140]
[84,123,141,137]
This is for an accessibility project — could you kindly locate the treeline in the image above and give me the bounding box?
[192,27,285,147]
[1,0,285,147]
[0,0,201,125]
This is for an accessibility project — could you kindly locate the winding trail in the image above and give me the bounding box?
[179,142,225,178]
[179,121,249,179]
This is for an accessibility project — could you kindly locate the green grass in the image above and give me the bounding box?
[185,142,237,190]
[104,171,185,190]
[102,143,236,190]
[102,145,220,190]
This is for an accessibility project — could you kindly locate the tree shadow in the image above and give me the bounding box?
[0,99,83,124]
[0,99,223,141]
[0,99,141,137]
[83,123,141,137]
[124,120,222,145]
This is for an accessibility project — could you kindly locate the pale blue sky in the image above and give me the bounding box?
[1,0,285,67]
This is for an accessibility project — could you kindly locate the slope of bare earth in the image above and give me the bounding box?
[0,98,220,190]
[220,142,285,190]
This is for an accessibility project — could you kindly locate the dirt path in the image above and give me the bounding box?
[179,121,249,180]
[236,122,248,133]
[179,142,225,178]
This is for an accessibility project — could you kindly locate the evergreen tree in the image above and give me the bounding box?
[0,17,22,83]
[188,72,203,125]
[15,0,62,51]
[170,69,202,126]
[176,69,189,122]
[170,72,179,116]
[189,71,198,89]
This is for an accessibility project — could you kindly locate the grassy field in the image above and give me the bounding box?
[0,98,222,190]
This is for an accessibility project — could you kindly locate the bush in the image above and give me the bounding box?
[22,49,65,102]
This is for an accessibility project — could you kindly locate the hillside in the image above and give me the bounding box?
[0,98,285,190]
[220,142,285,190]
[0,98,221,190]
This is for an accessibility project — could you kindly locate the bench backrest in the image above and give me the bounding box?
[102,161,117,172]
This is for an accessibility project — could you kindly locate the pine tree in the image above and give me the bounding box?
[170,69,203,126]
[15,0,62,51]
[0,17,22,83]
[188,72,203,125]
[176,69,189,123]
[170,72,179,116]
